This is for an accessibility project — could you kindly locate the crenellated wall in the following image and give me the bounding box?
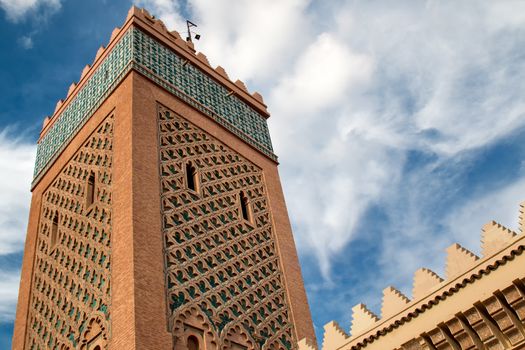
[34,6,276,188]
[302,203,525,350]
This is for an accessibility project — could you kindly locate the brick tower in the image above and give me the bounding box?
[12,6,315,350]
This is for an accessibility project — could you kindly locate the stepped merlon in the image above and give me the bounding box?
[381,286,410,319]
[350,304,379,337]
[445,243,479,279]
[481,220,517,257]
[412,267,444,301]
[322,321,350,350]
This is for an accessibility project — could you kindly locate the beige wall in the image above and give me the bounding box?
[305,208,525,350]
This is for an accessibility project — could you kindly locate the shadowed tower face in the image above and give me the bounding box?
[12,6,315,350]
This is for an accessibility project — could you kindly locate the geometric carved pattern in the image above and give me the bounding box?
[158,105,295,350]
[26,116,113,350]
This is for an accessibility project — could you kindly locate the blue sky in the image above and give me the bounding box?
[1,0,525,348]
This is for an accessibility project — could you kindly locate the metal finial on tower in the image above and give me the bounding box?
[186,20,201,42]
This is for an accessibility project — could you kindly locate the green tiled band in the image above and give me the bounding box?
[34,30,134,183]
[33,27,276,185]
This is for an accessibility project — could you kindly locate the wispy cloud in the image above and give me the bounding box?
[445,175,525,254]
[17,35,33,49]
[137,0,315,86]
[0,130,34,324]
[133,0,184,32]
[0,130,35,255]
[0,0,61,23]
[0,270,21,322]
[1,0,64,54]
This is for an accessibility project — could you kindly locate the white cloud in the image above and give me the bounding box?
[0,270,21,322]
[0,130,33,323]
[267,33,391,278]
[139,0,314,85]
[133,0,184,31]
[0,130,35,255]
[190,0,313,84]
[0,0,61,22]
[270,33,373,117]
[332,0,525,157]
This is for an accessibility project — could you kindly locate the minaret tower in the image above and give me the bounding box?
[12,6,315,350]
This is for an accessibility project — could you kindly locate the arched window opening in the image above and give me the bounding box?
[93,346,101,350]
[186,162,199,192]
[50,212,59,249]
[187,335,199,350]
[86,171,96,207]
[240,191,252,224]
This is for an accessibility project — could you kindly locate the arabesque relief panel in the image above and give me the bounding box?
[26,115,113,350]
[158,104,295,350]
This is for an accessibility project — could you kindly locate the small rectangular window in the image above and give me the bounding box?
[86,171,96,207]
[186,162,199,193]
[50,212,59,252]
[240,191,253,224]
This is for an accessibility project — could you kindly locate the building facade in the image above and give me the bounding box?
[304,205,525,350]
[12,7,315,350]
